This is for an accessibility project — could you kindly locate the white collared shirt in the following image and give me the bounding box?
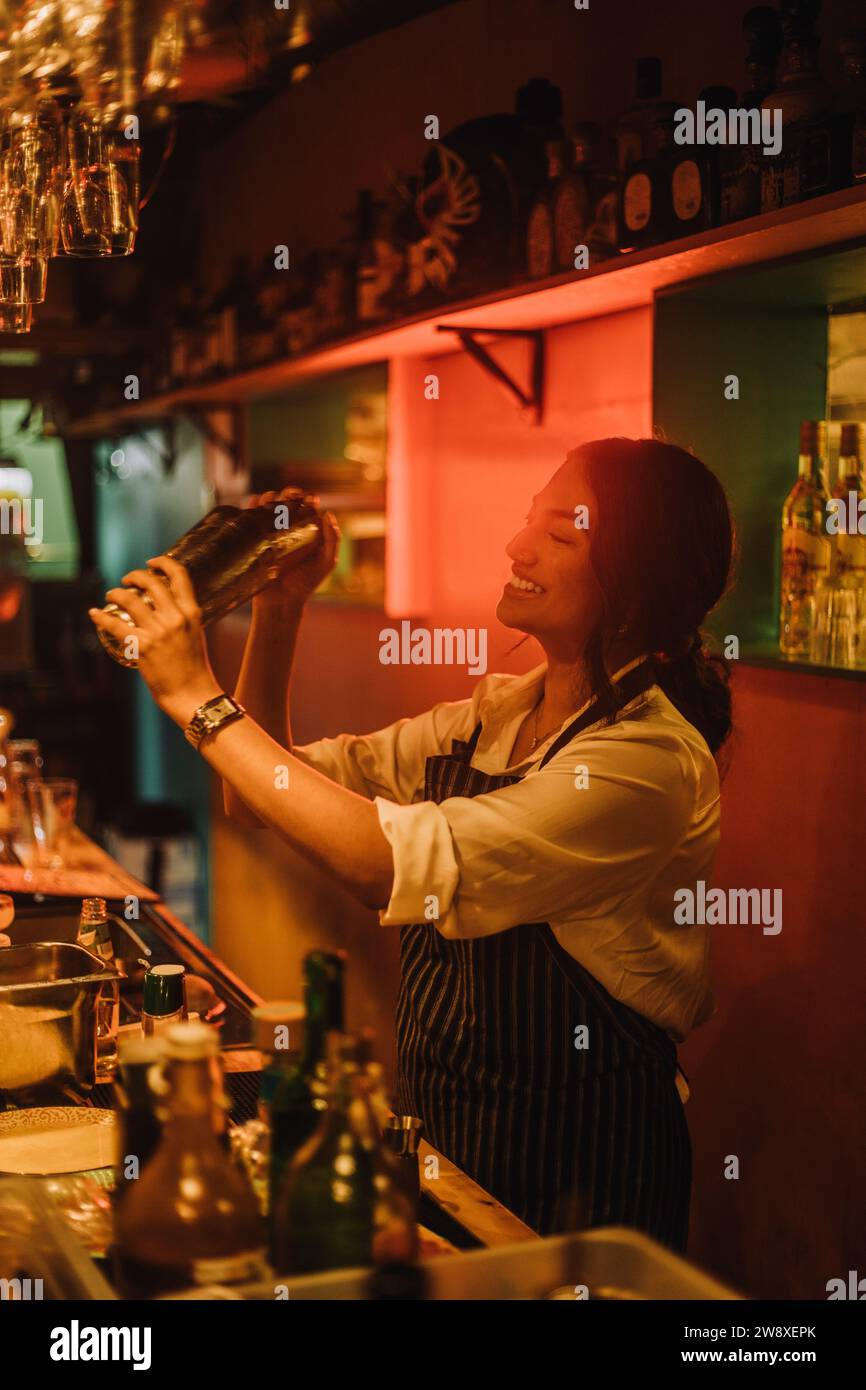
[294,660,720,1040]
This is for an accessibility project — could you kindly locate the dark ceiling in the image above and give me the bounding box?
[186,0,464,101]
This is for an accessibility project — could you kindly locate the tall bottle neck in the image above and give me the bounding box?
[798,450,826,481]
[301,962,345,1073]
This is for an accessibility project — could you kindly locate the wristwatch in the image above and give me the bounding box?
[184,694,246,750]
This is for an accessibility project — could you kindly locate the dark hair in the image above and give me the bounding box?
[577,437,735,756]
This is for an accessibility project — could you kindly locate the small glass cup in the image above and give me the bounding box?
[0,255,48,305]
[0,302,34,333]
[809,579,859,669]
[26,777,78,869]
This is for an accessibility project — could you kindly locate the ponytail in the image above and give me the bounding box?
[652,634,732,757]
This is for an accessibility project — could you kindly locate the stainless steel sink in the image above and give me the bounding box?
[0,942,120,1093]
[6,908,152,975]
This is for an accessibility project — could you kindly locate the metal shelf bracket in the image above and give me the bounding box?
[437,324,546,424]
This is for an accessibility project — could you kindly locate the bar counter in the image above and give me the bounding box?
[0,829,537,1277]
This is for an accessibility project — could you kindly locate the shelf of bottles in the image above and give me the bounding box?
[69,0,866,437]
[778,418,866,675]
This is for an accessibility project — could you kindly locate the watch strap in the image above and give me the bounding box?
[184,694,246,750]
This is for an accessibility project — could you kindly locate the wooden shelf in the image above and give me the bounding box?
[68,184,866,439]
[740,644,866,682]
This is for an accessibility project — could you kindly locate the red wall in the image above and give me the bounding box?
[683,664,866,1300]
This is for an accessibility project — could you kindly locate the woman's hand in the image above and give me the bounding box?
[88,557,220,725]
[248,488,340,610]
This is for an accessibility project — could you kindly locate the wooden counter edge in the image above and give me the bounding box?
[418,1139,539,1247]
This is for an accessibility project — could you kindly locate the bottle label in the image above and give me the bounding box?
[624,172,651,231]
[834,531,866,577]
[553,182,588,268]
[672,159,702,221]
[142,1007,184,1037]
[526,202,553,278]
[782,528,830,591]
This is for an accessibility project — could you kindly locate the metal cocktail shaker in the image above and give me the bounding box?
[96,496,323,668]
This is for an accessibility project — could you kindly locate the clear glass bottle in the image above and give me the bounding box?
[779,420,831,658]
[113,1020,266,1297]
[77,896,115,965]
[830,423,866,587]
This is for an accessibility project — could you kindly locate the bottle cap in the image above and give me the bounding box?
[163,1019,219,1060]
[80,896,108,924]
[800,420,827,455]
[251,1001,306,1053]
[143,963,185,1017]
[839,422,863,456]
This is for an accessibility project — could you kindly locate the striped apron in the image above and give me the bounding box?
[395,661,693,1247]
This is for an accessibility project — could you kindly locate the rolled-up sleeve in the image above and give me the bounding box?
[375,724,698,936]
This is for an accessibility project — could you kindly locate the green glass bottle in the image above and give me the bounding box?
[266,951,345,1258]
[273,1033,416,1276]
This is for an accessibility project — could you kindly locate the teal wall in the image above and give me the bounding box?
[0,400,79,579]
[94,421,213,936]
[654,280,828,652]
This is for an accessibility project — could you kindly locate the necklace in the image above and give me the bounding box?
[529,697,560,752]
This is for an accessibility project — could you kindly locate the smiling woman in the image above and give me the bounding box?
[89,437,734,1246]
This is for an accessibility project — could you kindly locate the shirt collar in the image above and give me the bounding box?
[477,654,653,763]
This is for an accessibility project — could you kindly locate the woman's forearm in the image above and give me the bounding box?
[224,598,304,823]
[166,681,394,908]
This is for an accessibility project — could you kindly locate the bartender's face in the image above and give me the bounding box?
[497,451,603,656]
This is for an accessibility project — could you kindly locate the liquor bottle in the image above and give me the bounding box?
[836,30,866,185]
[141,963,185,1037]
[410,78,562,304]
[760,0,838,212]
[830,423,866,586]
[614,57,678,175]
[114,1021,266,1297]
[112,1034,166,1211]
[667,86,737,238]
[96,495,323,667]
[616,58,682,251]
[77,896,115,965]
[720,6,784,223]
[545,122,617,272]
[355,190,385,325]
[525,137,569,279]
[267,953,345,1253]
[273,1033,416,1277]
[617,106,679,251]
[779,420,831,658]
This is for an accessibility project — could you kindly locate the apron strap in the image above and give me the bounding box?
[460,660,657,768]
